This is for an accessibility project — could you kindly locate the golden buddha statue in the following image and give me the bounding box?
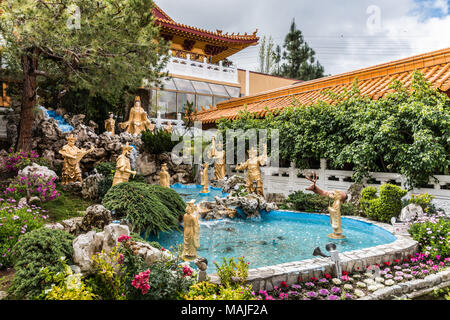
[166,121,173,134]
[200,162,209,194]
[182,200,200,261]
[208,136,226,180]
[104,113,115,135]
[306,172,347,239]
[160,163,170,188]
[112,142,137,186]
[119,96,151,135]
[236,144,267,197]
[59,134,94,185]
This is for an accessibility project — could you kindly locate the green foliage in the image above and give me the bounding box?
[40,257,97,300]
[407,193,436,213]
[141,129,182,155]
[409,218,450,259]
[214,256,250,288]
[95,162,116,178]
[281,190,356,215]
[184,281,218,300]
[145,184,186,217]
[102,182,183,236]
[218,71,450,189]
[0,202,46,268]
[184,281,256,300]
[129,232,162,249]
[88,246,128,300]
[9,228,74,299]
[97,176,114,201]
[360,184,407,222]
[40,189,93,222]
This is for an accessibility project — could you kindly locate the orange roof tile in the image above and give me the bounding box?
[196,47,450,124]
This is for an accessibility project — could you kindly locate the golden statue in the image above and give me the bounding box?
[149,121,155,133]
[59,134,94,185]
[236,145,267,197]
[160,163,170,188]
[119,96,151,135]
[165,121,173,134]
[112,142,137,186]
[104,113,115,135]
[200,162,209,194]
[306,172,347,239]
[182,200,200,261]
[208,136,226,180]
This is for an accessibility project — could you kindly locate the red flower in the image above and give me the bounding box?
[161,247,166,251]
[342,271,349,276]
[324,273,332,279]
[118,234,131,243]
[298,277,303,282]
[280,281,288,288]
[384,262,391,266]
[310,277,318,282]
[393,259,399,264]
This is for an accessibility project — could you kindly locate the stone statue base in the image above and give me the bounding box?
[182,254,198,262]
[200,191,210,195]
[328,233,346,239]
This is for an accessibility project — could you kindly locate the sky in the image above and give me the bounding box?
[157,0,450,76]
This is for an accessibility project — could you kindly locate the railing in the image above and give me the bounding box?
[165,52,238,84]
[226,159,450,212]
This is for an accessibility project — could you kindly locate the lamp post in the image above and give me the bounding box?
[313,243,342,277]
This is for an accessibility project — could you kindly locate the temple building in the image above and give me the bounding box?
[147,4,298,121]
[196,47,450,129]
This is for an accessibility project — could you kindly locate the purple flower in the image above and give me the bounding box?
[328,295,339,300]
[319,289,329,296]
[307,291,317,298]
[291,284,301,289]
[331,287,341,294]
[344,293,353,299]
[305,282,315,287]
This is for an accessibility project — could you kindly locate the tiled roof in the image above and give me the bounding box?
[196,47,450,124]
[152,4,258,44]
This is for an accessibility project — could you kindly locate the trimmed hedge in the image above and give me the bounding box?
[360,184,407,222]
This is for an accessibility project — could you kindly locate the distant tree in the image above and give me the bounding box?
[280,19,324,80]
[0,0,170,151]
[272,45,282,76]
[257,35,276,74]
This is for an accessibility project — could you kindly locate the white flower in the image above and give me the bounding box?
[375,277,384,283]
[368,285,379,292]
[363,278,375,285]
[354,289,365,298]
[356,281,366,288]
[385,279,395,286]
[332,278,342,285]
[344,284,353,290]
[66,274,82,290]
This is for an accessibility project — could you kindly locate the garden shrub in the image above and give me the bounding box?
[281,190,356,215]
[409,217,450,259]
[214,256,250,288]
[40,257,97,300]
[97,175,114,201]
[3,174,60,202]
[0,148,49,173]
[129,232,162,249]
[94,161,116,177]
[141,129,181,155]
[102,182,182,236]
[360,184,407,222]
[145,184,186,217]
[0,201,47,268]
[9,228,74,299]
[406,193,437,214]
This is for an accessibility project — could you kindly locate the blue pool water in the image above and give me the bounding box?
[148,210,397,273]
[170,183,229,203]
[38,105,74,133]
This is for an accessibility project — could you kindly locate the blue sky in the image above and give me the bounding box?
[158,0,450,75]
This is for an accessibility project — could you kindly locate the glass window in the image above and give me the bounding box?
[158,90,177,119]
[224,85,241,98]
[150,89,157,117]
[191,81,212,94]
[178,93,195,115]
[214,96,229,106]
[209,83,229,97]
[161,78,177,91]
[196,95,213,110]
[173,78,195,93]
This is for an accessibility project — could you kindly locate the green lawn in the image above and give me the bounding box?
[40,189,94,222]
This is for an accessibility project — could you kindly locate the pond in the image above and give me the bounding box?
[148,209,397,274]
[170,183,229,203]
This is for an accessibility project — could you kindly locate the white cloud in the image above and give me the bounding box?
[156,0,450,76]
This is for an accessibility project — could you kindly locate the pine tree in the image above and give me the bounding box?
[280,19,324,80]
[0,0,170,151]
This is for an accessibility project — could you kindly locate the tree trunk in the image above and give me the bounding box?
[17,50,38,152]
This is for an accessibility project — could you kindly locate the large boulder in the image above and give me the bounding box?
[81,173,104,201]
[18,163,58,181]
[346,183,365,214]
[73,231,101,273]
[102,223,130,253]
[136,152,157,176]
[78,204,113,234]
[400,204,424,222]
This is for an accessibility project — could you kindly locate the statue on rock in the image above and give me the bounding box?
[59,134,94,185]
[119,96,151,135]
[236,144,267,197]
[112,142,137,186]
[200,162,209,194]
[209,136,226,180]
[160,163,170,188]
[306,172,347,239]
[104,112,116,135]
[182,200,200,261]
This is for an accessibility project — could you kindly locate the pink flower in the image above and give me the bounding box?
[118,234,131,243]
[132,269,151,295]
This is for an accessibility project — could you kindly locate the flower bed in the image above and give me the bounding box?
[252,253,450,300]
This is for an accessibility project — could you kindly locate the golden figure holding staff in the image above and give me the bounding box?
[120,96,151,135]
[112,142,137,186]
[59,134,94,185]
[236,144,267,197]
[208,136,226,180]
[200,162,209,194]
[182,200,200,261]
[104,113,115,135]
[305,172,347,239]
[160,163,170,188]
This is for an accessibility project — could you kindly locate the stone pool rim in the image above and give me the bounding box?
[207,210,418,292]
